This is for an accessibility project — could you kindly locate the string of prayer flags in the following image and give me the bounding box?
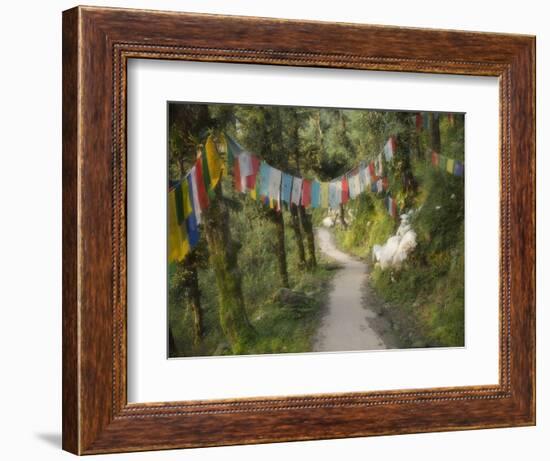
[430,151,464,177]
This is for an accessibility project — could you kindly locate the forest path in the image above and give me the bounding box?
[313,228,387,352]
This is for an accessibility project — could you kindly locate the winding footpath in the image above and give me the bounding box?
[313,228,387,352]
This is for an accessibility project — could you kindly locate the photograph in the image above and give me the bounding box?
[167,102,465,358]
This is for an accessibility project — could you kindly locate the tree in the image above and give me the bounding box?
[169,104,253,352]
[231,105,292,285]
[202,179,255,349]
[429,113,441,153]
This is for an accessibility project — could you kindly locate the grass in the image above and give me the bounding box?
[331,159,465,348]
[169,183,337,357]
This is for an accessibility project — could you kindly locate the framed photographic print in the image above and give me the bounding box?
[62,6,535,455]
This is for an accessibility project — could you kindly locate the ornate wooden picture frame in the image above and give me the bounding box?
[62,6,535,455]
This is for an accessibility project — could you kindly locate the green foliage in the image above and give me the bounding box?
[168,102,465,354]
[334,114,465,348]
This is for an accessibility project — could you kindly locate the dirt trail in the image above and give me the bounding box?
[313,228,387,352]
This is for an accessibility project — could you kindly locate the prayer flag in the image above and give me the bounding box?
[349,173,360,199]
[189,166,202,224]
[341,176,349,204]
[247,155,260,199]
[358,163,366,192]
[302,179,312,207]
[225,135,242,170]
[168,188,190,262]
[382,177,389,191]
[205,136,223,193]
[258,161,271,197]
[423,113,430,130]
[446,158,455,174]
[416,113,423,132]
[185,176,200,247]
[281,173,293,204]
[291,176,303,205]
[376,154,384,177]
[238,152,253,177]
[233,155,243,193]
[376,178,383,193]
[311,180,321,208]
[454,161,464,177]
[320,182,329,208]
[329,181,341,209]
[268,167,282,201]
[384,136,397,161]
[368,161,376,180]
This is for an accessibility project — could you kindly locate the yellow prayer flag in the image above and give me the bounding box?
[320,182,329,208]
[205,135,223,189]
[446,158,455,174]
[181,180,193,219]
[168,189,190,262]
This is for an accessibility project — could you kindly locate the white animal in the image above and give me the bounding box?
[322,216,335,228]
[372,212,417,270]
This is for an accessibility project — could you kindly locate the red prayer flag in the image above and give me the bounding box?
[301,179,312,207]
[382,177,389,191]
[391,136,397,154]
[392,198,397,217]
[233,157,242,192]
[194,157,209,210]
[368,161,376,180]
[416,113,423,132]
[341,177,349,204]
[245,155,260,190]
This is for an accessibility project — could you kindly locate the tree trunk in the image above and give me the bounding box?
[430,113,441,153]
[289,204,307,268]
[270,210,290,287]
[203,185,255,350]
[187,254,203,346]
[168,326,178,356]
[297,206,317,269]
[339,203,348,228]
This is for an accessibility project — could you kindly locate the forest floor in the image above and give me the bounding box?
[313,228,399,352]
